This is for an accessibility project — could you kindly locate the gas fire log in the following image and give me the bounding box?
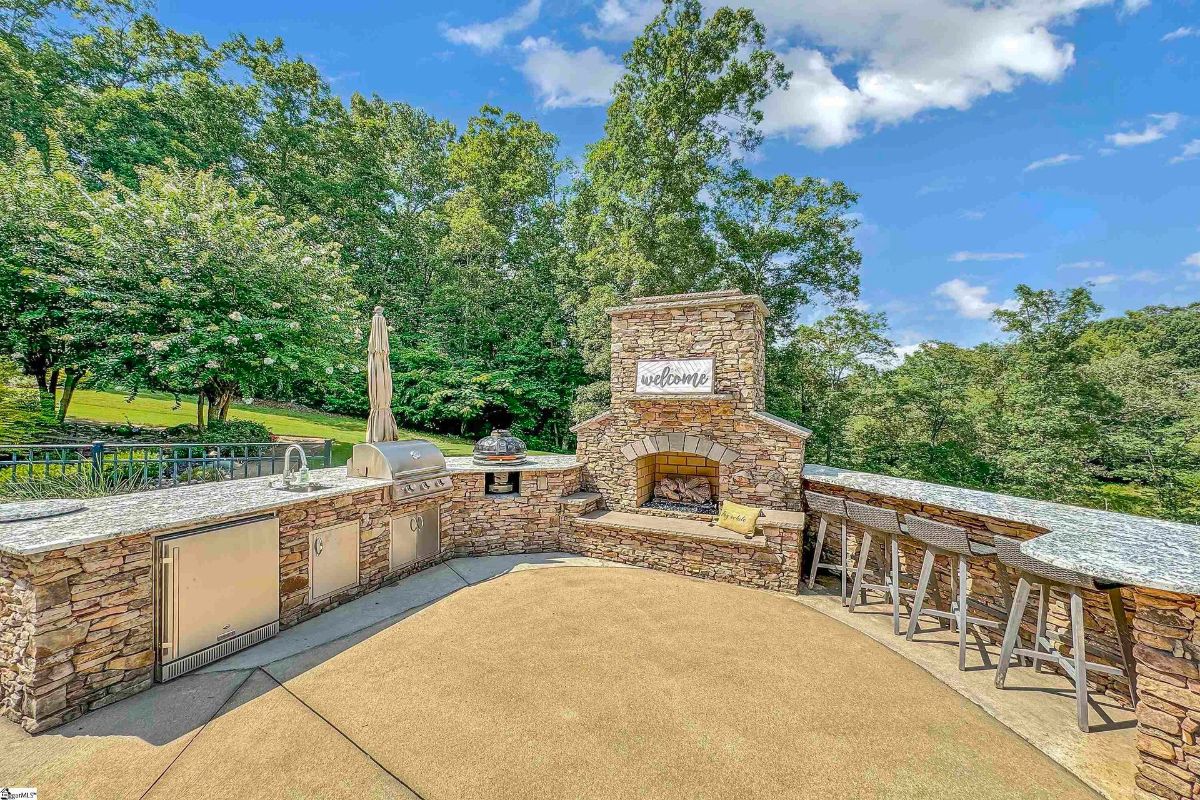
[654,475,712,504]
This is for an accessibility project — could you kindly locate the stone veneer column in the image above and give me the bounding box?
[575,290,809,515]
[0,534,154,733]
[1129,588,1200,800]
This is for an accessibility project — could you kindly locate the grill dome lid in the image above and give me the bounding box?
[473,429,527,465]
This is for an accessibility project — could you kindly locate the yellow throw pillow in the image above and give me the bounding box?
[717,500,761,536]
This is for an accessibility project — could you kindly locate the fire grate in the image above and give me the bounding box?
[641,498,718,516]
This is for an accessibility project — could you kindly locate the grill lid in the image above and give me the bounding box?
[349,439,446,479]
[473,429,527,465]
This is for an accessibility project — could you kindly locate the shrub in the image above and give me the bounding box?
[164,418,272,443]
[0,361,52,443]
[0,468,152,501]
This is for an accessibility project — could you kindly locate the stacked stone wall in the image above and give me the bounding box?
[278,486,452,629]
[560,516,801,594]
[0,534,154,733]
[1129,588,1200,800]
[444,468,581,557]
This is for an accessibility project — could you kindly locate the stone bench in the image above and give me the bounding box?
[561,508,804,594]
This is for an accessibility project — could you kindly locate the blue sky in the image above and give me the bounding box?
[157,0,1200,352]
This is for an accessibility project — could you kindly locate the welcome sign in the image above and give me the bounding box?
[635,358,714,395]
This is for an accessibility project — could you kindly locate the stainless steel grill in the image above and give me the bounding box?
[347,440,453,501]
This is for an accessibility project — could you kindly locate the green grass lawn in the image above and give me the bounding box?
[67,389,481,465]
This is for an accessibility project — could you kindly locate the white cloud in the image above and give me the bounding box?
[892,342,926,361]
[1129,269,1164,283]
[583,0,660,41]
[1183,252,1200,267]
[1089,273,1119,286]
[1024,153,1081,172]
[935,278,1016,320]
[1059,260,1106,270]
[518,37,624,109]
[949,251,1026,262]
[1162,26,1199,42]
[701,0,1126,148]
[1169,139,1200,164]
[958,209,985,220]
[1106,112,1183,147]
[442,0,541,52]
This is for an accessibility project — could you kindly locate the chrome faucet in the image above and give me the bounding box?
[282,444,309,484]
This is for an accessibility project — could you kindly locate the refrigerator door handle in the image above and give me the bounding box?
[160,545,178,660]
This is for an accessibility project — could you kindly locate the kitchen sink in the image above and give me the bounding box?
[271,482,333,493]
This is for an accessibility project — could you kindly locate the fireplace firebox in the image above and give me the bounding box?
[635,451,719,515]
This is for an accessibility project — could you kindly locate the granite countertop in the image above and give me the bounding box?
[444,454,581,473]
[804,464,1200,595]
[0,468,390,557]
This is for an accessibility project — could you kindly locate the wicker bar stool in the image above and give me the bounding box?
[846,501,917,635]
[903,515,1012,671]
[803,491,851,605]
[992,536,1138,732]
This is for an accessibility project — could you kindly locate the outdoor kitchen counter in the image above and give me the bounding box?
[0,467,389,557]
[804,464,1200,595]
[444,454,581,473]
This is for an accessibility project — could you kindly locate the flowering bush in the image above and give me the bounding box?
[51,163,365,424]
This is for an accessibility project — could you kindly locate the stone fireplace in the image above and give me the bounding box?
[572,290,810,517]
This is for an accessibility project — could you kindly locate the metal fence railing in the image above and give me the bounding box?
[0,439,335,488]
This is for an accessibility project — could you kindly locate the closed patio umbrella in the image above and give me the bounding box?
[365,305,399,443]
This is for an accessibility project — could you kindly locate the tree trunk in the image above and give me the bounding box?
[56,369,83,422]
[217,390,233,421]
[48,368,60,414]
[196,393,207,431]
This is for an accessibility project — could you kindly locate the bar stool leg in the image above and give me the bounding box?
[997,562,1014,617]
[996,576,1032,688]
[1070,589,1090,732]
[847,531,873,612]
[890,534,902,636]
[1108,587,1138,706]
[839,519,848,606]
[948,564,958,633]
[807,516,827,590]
[906,549,936,641]
[1033,582,1049,672]
[956,554,970,671]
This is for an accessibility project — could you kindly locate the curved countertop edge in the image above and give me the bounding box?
[0,468,393,557]
[444,454,581,473]
[803,464,1200,596]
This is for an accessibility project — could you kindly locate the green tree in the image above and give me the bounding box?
[322,94,455,311]
[850,342,996,488]
[63,163,363,428]
[768,307,893,465]
[712,169,860,341]
[0,133,99,420]
[987,285,1109,501]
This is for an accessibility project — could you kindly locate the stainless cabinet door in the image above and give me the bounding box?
[390,506,440,571]
[159,516,280,664]
[310,521,361,601]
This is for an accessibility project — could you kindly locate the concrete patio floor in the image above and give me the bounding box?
[0,554,1124,800]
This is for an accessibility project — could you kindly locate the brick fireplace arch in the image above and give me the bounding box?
[620,434,742,465]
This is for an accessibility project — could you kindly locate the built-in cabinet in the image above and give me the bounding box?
[390,507,440,571]
[309,521,360,601]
